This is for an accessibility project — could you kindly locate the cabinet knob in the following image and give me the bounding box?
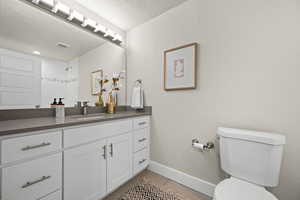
[138,138,147,142]
[139,159,147,165]
[102,145,107,159]
[110,143,113,157]
[138,122,146,126]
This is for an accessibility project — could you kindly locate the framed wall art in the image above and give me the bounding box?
[91,69,103,95]
[164,43,197,91]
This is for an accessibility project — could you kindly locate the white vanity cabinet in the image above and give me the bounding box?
[0,115,150,200]
[64,132,133,200]
[63,119,134,200]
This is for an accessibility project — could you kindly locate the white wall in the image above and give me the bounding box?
[126,0,300,199]
[78,42,126,105]
[66,58,80,106]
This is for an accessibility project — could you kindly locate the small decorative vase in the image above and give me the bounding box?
[95,92,104,107]
[106,92,116,114]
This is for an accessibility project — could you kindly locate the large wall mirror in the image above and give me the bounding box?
[0,0,126,109]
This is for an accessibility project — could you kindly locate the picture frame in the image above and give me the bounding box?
[164,43,197,91]
[91,69,103,95]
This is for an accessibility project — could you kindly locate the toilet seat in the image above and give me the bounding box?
[213,177,278,200]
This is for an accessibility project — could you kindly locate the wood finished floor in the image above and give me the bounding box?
[103,170,212,200]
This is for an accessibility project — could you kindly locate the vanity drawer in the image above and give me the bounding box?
[64,119,132,148]
[133,148,149,175]
[133,128,149,152]
[133,117,150,130]
[2,153,62,200]
[39,190,61,200]
[1,131,62,164]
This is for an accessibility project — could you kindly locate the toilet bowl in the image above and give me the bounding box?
[215,127,285,200]
[213,177,277,200]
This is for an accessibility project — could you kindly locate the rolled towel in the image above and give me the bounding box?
[131,85,144,109]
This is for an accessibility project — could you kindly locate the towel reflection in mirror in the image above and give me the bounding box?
[131,80,144,110]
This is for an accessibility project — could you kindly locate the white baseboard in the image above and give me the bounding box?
[148,161,216,197]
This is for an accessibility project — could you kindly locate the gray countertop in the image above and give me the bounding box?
[0,111,151,136]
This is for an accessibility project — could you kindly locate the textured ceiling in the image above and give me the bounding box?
[0,0,106,61]
[73,0,188,30]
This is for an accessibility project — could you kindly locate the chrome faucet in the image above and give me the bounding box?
[82,101,89,115]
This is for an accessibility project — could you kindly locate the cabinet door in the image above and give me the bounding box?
[107,133,133,192]
[64,140,107,200]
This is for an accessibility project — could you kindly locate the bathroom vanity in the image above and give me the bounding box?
[0,112,151,200]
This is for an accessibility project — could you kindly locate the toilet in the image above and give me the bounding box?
[214,127,286,200]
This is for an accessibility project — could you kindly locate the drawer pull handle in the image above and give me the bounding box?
[138,122,146,126]
[22,175,51,189]
[139,159,147,165]
[110,143,113,157]
[138,138,147,142]
[21,142,51,151]
[102,145,107,159]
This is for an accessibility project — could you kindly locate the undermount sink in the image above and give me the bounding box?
[70,114,107,120]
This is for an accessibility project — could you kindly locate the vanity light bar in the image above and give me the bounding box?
[51,0,58,13]
[54,2,70,15]
[24,0,123,44]
[81,18,96,28]
[39,0,53,7]
[32,0,40,4]
[81,17,88,27]
[71,10,84,22]
[67,9,75,21]
[104,29,115,38]
[113,34,122,42]
[94,23,107,33]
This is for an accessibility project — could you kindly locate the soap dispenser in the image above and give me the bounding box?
[58,98,64,105]
[51,98,57,108]
[56,98,65,119]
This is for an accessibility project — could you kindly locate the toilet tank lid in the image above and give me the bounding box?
[218,127,286,145]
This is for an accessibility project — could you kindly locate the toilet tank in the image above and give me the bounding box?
[217,127,285,187]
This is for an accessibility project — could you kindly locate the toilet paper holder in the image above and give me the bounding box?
[192,139,214,151]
